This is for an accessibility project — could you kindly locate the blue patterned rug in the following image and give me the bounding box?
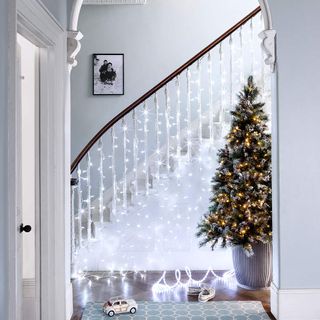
[82,301,270,319]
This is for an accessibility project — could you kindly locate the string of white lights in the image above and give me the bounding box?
[71,14,270,273]
[152,267,235,293]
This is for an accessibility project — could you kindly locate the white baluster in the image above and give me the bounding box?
[219,43,225,124]
[208,51,214,146]
[132,110,139,197]
[250,18,254,75]
[111,127,117,215]
[122,118,128,210]
[196,60,202,144]
[76,166,83,249]
[143,102,149,195]
[175,76,181,159]
[165,85,171,173]
[98,139,105,223]
[260,12,265,97]
[85,153,92,241]
[229,35,233,108]
[186,68,192,161]
[239,26,245,86]
[154,93,161,180]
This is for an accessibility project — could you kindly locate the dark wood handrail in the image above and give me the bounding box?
[71,6,261,173]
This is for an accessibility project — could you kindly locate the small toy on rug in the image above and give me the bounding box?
[187,286,203,296]
[198,287,216,302]
[103,296,138,317]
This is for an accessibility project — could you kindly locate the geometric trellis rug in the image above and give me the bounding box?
[82,301,271,319]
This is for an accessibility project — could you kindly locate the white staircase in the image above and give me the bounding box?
[70,8,271,275]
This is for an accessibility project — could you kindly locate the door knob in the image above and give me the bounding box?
[20,224,32,233]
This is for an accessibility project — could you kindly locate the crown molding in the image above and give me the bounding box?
[83,0,146,4]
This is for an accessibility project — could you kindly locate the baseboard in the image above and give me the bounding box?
[23,278,36,319]
[66,281,74,320]
[271,282,320,320]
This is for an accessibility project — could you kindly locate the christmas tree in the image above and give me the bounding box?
[197,76,272,254]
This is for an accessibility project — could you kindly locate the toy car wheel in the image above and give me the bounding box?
[130,307,136,314]
[108,310,115,317]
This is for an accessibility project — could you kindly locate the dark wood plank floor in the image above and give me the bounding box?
[71,271,276,319]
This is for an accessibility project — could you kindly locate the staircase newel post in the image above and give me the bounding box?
[175,76,181,161]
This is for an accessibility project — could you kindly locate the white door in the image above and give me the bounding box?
[17,33,41,320]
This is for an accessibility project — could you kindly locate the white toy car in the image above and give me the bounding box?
[103,297,138,317]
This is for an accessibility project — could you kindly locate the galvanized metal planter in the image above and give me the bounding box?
[232,242,272,290]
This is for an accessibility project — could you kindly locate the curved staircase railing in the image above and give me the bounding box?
[71,6,261,173]
[71,6,270,274]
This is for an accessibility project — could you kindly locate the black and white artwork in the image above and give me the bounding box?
[93,54,124,95]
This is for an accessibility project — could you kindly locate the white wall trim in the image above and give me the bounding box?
[271,282,320,320]
[9,1,71,320]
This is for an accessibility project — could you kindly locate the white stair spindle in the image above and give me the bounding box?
[122,118,128,210]
[175,76,181,159]
[219,43,225,124]
[250,18,254,75]
[98,139,105,223]
[154,93,160,181]
[76,166,83,249]
[207,51,214,145]
[229,35,233,108]
[186,68,192,161]
[111,127,117,215]
[132,110,139,196]
[165,85,171,172]
[86,153,92,241]
[143,102,149,195]
[196,60,202,144]
[239,26,245,86]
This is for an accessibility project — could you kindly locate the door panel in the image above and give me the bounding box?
[17,33,41,320]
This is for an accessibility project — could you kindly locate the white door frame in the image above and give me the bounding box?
[8,0,72,319]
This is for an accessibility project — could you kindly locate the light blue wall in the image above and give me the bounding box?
[0,0,10,317]
[39,0,68,27]
[269,0,320,289]
[71,0,258,160]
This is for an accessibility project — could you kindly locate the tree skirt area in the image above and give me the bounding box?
[82,301,270,319]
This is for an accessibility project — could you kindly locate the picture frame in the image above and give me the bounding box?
[93,53,124,95]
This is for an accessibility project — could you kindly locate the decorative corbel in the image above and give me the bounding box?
[67,30,83,68]
[259,29,277,73]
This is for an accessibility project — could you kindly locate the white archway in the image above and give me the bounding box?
[66,0,279,317]
[67,0,276,71]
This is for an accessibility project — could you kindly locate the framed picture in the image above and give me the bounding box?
[93,53,124,95]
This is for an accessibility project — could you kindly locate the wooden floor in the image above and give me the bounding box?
[71,271,276,319]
